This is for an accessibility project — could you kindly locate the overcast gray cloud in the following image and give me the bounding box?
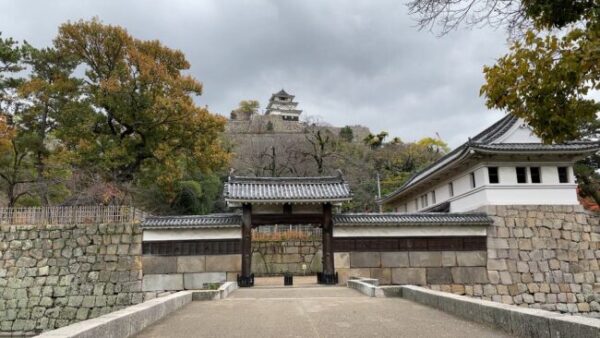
[0,0,509,146]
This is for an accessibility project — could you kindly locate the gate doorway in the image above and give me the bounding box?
[223,174,352,287]
[251,225,322,285]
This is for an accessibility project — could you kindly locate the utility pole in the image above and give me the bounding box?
[376,172,383,213]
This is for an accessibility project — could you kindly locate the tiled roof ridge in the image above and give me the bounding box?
[475,114,519,143]
[378,114,599,204]
[228,172,345,184]
[141,213,242,228]
[333,212,493,225]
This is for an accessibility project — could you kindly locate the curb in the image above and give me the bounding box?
[192,281,238,301]
[347,281,600,338]
[35,291,193,338]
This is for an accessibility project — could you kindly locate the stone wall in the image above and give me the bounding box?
[456,205,600,317]
[251,240,322,276]
[141,255,240,292]
[334,250,487,286]
[226,115,305,134]
[0,223,143,335]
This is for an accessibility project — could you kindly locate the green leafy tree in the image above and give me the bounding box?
[363,131,388,149]
[0,33,34,207]
[53,19,229,200]
[339,126,354,142]
[230,100,259,120]
[409,0,600,207]
[481,29,600,143]
[16,45,81,205]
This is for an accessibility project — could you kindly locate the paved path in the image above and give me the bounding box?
[135,287,513,338]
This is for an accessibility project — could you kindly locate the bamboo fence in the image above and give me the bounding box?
[0,205,147,225]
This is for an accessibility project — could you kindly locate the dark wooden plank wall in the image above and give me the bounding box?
[333,236,486,252]
[142,236,485,256]
[142,239,241,256]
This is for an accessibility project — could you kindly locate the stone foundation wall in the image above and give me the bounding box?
[141,254,240,292]
[454,205,600,317]
[251,240,322,276]
[334,250,488,286]
[0,223,143,335]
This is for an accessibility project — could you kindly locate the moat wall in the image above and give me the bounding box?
[335,205,600,317]
[0,223,143,335]
[469,205,600,317]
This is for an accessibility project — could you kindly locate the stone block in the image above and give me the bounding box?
[370,268,391,285]
[442,252,457,267]
[310,251,322,272]
[334,252,350,269]
[205,255,241,272]
[391,268,426,285]
[183,272,227,289]
[337,268,370,284]
[350,252,381,268]
[177,256,205,273]
[451,267,489,284]
[409,252,442,267]
[226,272,239,282]
[336,268,351,285]
[381,252,409,268]
[142,256,177,274]
[251,252,268,275]
[426,268,453,284]
[456,251,486,267]
[142,274,183,291]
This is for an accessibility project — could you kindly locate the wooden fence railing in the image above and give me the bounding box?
[0,206,148,225]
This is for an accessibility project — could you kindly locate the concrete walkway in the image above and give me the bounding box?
[134,287,513,338]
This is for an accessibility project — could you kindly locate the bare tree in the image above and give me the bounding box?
[407,0,528,36]
[302,126,337,175]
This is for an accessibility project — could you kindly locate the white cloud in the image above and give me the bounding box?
[0,0,510,147]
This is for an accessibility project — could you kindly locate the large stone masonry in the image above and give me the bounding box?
[434,205,600,317]
[251,240,322,276]
[334,250,488,286]
[142,254,241,292]
[0,223,143,335]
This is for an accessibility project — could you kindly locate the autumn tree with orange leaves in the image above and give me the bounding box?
[53,19,229,203]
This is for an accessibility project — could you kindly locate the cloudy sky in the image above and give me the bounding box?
[0,0,510,147]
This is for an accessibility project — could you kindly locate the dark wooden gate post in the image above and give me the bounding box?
[320,202,337,284]
[238,203,254,287]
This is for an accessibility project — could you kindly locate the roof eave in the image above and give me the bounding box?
[470,146,600,155]
[378,147,473,205]
[225,197,353,205]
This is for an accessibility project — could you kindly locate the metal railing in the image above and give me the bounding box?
[0,206,147,225]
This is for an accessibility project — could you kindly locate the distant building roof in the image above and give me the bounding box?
[224,171,352,205]
[378,114,600,205]
[272,89,293,99]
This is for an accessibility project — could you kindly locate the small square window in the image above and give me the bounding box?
[558,167,569,183]
[470,172,476,188]
[530,167,541,183]
[488,167,499,184]
[420,194,428,207]
[448,182,454,197]
[516,167,527,183]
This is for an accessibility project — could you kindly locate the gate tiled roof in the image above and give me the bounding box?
[224,172,352,204]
